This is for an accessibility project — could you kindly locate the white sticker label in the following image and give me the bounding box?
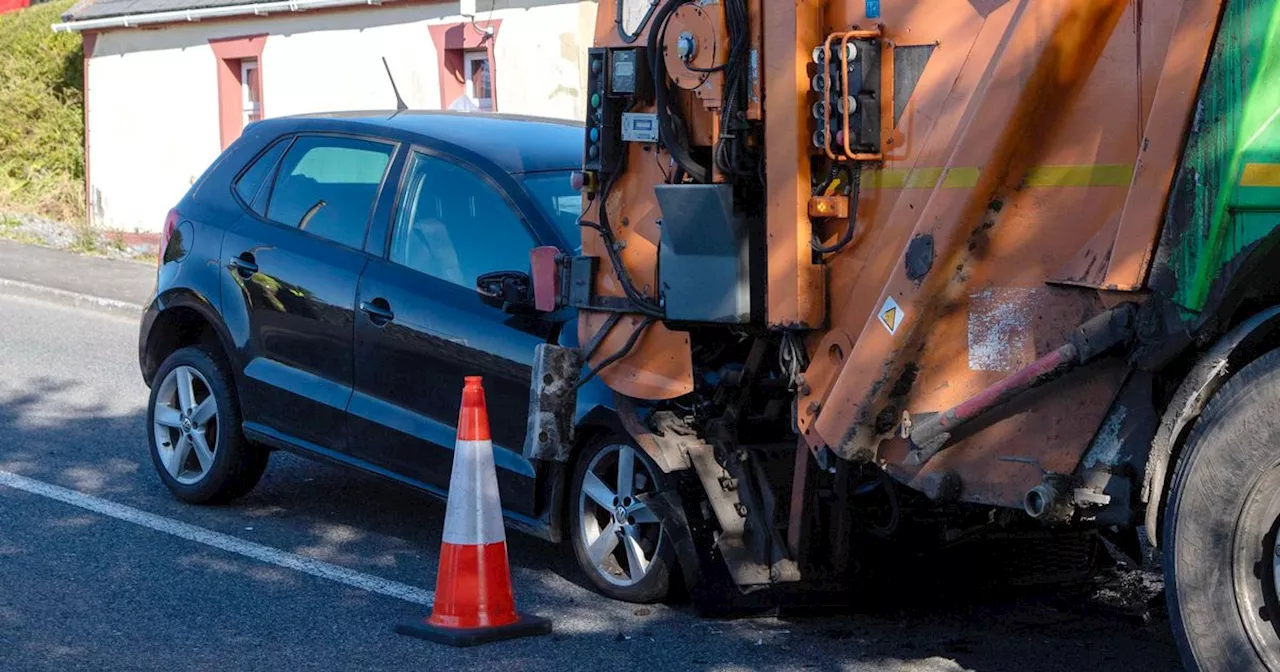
[879,296,903,335]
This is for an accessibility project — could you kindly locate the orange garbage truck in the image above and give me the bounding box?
[516,1,1280,668]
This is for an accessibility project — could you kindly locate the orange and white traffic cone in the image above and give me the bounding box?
[396,376,551,646]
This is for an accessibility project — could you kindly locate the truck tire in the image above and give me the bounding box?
[147,346,269,504]
[1165,349,1280,671]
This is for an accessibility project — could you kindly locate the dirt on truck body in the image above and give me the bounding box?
[518,1,1280,668]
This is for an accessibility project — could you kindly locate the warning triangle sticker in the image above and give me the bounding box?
[879,297,903,335]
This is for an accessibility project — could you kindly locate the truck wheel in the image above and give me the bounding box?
[147,346,268,504]
[1165,349,1280,671]
[569,435,677,603]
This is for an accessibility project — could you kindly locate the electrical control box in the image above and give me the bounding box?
[809,38,883,156]
[607,47,651,100]
[656,184,755,324]
[585,48,624,173]
[622,113,660,143]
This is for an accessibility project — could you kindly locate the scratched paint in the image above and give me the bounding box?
[1081,405,1127,469]
[967,288,1044,372]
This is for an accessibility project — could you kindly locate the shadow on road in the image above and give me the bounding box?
[0,381,1182,671]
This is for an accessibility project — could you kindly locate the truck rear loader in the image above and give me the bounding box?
[514,1,1280,668]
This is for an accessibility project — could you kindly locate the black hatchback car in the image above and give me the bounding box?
[138,112,678,603]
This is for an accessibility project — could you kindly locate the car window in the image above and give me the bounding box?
[390,152,537,289]
[519,171,582,251]
[265,135,394,249]
[233,137,290,214]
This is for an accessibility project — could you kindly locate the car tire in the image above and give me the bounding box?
[569,435,677,603]
[147,346,268,504]
[1164,349,1280,672]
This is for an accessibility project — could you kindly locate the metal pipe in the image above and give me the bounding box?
[907,304,1137,465]
[51,0,386,32]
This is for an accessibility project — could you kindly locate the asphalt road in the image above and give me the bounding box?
[0,293,1184,671]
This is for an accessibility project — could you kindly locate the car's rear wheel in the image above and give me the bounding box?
[569,435,677,602]
[1165,349,1280,671]
[148,346,268,504]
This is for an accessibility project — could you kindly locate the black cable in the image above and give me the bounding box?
[578,123,665,319]
[712,0,755,179]
[649,0,709,184]
[616,0,659,44]
[685,62,729,73]
[592,169,665,318]
[811,167,861,255]
[811,216,857,254]
[581,312,623,362]
[575,317,658,390]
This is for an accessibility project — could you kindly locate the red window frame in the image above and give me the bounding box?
[427,20,502,113]
[210,35,267,149]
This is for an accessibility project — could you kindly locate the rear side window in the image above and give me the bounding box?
[233,138,290,214]
[264,135,395,249]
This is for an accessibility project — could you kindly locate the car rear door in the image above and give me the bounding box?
[221,132,398,454]
[348,148,557,517]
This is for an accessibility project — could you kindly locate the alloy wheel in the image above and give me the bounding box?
[152,365,219,486]
[578,444,663,587]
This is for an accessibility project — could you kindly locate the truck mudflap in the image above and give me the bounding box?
[522,344,581,463]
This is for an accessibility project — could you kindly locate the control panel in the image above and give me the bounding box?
[607,47,651,99]
[622,113,660,143]
[809,37,883,158]
[585,47,652,174]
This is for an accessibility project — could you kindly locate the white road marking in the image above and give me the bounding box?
[0,469,436,606]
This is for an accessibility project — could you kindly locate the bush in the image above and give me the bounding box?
[0,0,85,223]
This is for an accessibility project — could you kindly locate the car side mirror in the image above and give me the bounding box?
[476,270,534,313]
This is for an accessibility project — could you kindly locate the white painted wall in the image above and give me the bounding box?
[86,0,596,233]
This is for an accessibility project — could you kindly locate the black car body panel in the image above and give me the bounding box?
[139,112,598,539]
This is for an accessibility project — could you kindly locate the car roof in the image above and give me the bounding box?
[251,111,583,175]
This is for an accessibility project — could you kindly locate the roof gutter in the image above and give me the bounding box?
[51,0,387,32]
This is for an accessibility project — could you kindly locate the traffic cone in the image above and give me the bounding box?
[396,376,552,646]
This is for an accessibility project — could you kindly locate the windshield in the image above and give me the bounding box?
[519,171,583,252]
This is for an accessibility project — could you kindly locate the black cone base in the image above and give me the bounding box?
[395,613,552,647]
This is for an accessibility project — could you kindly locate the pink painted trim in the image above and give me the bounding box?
[210,34,267,148]
[427,19,501,112]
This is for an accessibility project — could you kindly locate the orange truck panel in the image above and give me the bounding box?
[585,0,1219,507]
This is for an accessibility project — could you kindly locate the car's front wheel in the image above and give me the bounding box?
[569,435,678,602]
[147,346,268,504]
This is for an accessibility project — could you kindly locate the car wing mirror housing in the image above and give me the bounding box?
[476,270,535,313]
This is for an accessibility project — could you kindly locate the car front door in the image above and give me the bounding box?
[222,133,397,453]
[348,149,556,517]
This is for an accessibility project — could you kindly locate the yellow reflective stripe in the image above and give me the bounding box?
[863,168,910,189]
[1242,163,1280,187]
[1024,164,1133,187]
[862,164,1133,189]
[940,167,981,188]
[905,168,944,189]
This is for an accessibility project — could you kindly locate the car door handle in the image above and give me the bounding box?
[229,254,258,277]
[360,300,395,325]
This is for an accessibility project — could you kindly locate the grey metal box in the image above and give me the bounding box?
[656,184,754,323]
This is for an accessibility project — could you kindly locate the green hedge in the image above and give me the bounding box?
[0,0,85,222]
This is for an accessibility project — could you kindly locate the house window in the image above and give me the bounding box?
[241,59,263,126]
[464,51,493,110]
[428,20,501,113]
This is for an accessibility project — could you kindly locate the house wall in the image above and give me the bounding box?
[85,0,595,233]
